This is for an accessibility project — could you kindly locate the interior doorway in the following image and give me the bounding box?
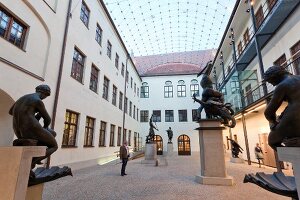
[259,133,276,167]
[154,135,163,155]
[0,89,15,146]
[178,134,191,155]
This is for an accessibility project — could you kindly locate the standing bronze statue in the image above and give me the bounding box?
[146,114,158,143]
[166,127,173,143]
[227,138,243,158]
[193,61,236,128]
[9,85,71,185]
[264,65,300,150]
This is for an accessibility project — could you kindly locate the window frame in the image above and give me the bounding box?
[89,64,99,93]
[107,40,112,59]
[165,110,174,122]
[109,124,115,147]
[99,121,107,147]
[140,110,149,122]
[84,116,95,147]
[62,110,79,147]
[102,76,109,100]
[152,110,161,122]
[112,85,117,106]
[71,48,85,83]
[80,1,90,27]
[95,23,102,45]
[178,110,188,122]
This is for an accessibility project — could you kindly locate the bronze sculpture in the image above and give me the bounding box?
[193,61,236,128]
[264,65,300,150]
[227,138,243,158]
[9,85,71,185]
[166,127,173,143]
[145,114,158,143]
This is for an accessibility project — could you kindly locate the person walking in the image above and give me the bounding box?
[119,140,129,176]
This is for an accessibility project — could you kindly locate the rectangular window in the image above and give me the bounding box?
[128,130,131,146]
[133,105,136,119]
[84,116,95,147]
[177,85,186,97]
[130,77,133,88]
[290,40,300,75]
[273,54,287,67]
[267,0,277,10]
[134,83,136,93]
[80,1,90,27]
[121,63,125,76]
[112,85,117,106]
[141,86,149,98]
[165,110,174,122]
[109,124,115,147]
[178,110,187,122]
[115,53,119,69]
[140,110,149,122]
[71,48,85,83]
[95,24,102,45]
[192,109,198,121]
[129,101,132,116]
[99,121,106,146]
[137,108,139,121]
[62,110,79,147]
[126,71,129,82]
[107,40,112,58]
[152,110,161,122]
[0,8,27,48]
[89,65,99,93]
[190,84,199,96]
[102,76,109,100]
[117,127,122,146]
[137,88,139,97]
[164,86,173,98]
[119,92,123,110]
[255,6,264,28]
[123,129,127,144]
[124,97,128,113]
[243,28,250,45]
[237,41,242,56]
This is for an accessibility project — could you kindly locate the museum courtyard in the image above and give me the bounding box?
[43,152,291,200]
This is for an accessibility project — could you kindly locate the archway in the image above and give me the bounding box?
[0,89,15,146]
[154,135,163,155]
[178,134,191,155]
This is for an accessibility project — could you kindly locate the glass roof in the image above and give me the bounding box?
[103,0,236,57]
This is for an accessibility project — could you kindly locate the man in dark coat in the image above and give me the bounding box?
[119,140,129,176]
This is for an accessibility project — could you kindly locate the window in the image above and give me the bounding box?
[119,92,123,110]
[290,40,300,75]
[267,0,277,10]
[71,48,85,83]
[133,105,136,119]
[134,83,136,93]
[164,81,173,98]
[109,124,115,147]
[121,63,125,76]
[192,109,198,121]
[152,110,161,122]
[95,24,102,45]
[129,101,132,116]
[237,41,242,56]
[0,8,27,48]
[255,6,264,28]
[80,1,90,27]
[84,116,95,147]
[62,110,79,147]
[102,76,109,100]
[178,110,187,122]
[112,85,117,106]
[117,127,122,146]
[89,65,99,93]
[243,28,250,45]
[165,110,174,122]
[124,97,128,113]
[190,79,199,96]
[141,82,149,98]
[177,80,186,97]
[99,121,106,146]
[115,53,119,69]
[130,77,133,88]
[107,40,112,58]
[273,54,287,67]
[123,129,127,144]
[137,88,139,97]
[140,110,149,122]
[128,130,131,146]
[137,108,139,121]
[126,71,129,82]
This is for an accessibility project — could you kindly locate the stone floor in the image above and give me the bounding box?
[43,152,292,200]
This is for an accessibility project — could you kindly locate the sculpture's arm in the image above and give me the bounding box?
[36,100,51,128]
[264,85,286,126]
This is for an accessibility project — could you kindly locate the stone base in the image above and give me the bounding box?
[230,157,244,163]
[167,143,173,155]
[195,175,234,186]
[26,184,44,200]
[141,159,158,165]
[144,143,157,160]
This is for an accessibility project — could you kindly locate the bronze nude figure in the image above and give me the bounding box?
[166,127,173,143]
[146,114,158,143]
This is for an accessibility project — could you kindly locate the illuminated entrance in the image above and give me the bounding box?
[178,134,191,155]
[154,135,163,155]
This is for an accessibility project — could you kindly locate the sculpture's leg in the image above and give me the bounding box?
[268,130,284,151]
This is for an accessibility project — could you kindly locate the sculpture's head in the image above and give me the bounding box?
[200,75,213,89]
[35,84,51,99]
[263,65,290,86]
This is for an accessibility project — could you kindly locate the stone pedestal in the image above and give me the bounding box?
[277,147,300,199]
[230,157,244,163]
[195,120,234,186]
[167,143,173,155]
[141,143,157,164]
[0,146,46,200]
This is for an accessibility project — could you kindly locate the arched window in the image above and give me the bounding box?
[190,79,199,96]
[178,134,191,155]
[164,81,173,98]
[141,82,149,98]
[177,80,186,97]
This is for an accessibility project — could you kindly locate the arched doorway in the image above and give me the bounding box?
[154,135,163,155]
[0,89,15,146]
[178,134,191,155]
